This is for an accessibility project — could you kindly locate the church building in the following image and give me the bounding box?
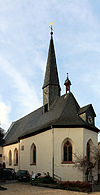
[1,29,99,181]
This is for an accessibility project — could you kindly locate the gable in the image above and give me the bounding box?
[78,104,96,117]
[78,104,96,126]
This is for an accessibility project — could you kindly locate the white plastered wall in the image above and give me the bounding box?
[2,127,98,181]
[3,143,19,171]
[83,128,98,181]
[53,127,84,181]
[19,129,53,176]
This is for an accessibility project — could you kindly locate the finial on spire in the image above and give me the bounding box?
[64,73,71,94]
[67,73,68,79]
[50,22,53,36]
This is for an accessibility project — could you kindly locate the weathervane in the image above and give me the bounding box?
[50,22,53,36]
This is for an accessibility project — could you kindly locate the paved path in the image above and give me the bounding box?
[0,183,100,195]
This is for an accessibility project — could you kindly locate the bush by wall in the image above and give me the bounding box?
[59,181,91,192]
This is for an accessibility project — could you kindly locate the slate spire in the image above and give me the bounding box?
[43,30,60,89]
[43,28,61,111]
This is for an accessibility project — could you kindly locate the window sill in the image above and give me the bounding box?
[30,163,36,166]
[61,161,74,164]
[14,164,18,166]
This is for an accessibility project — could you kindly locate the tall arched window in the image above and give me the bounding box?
[9,150,12,166]
[87,142,90,162]
[63,140,72,163]
[14,148,18,165]
[30,144,36,165]
[86,139,94,162]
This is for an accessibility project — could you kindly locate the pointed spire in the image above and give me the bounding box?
[42,28,60,89]
[42,26,61,110]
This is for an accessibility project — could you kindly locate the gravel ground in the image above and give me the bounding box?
[0,183,100,195]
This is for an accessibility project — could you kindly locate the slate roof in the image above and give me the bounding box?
[4,92,99,146]
[42,35,60,89]
[78,104,96,117]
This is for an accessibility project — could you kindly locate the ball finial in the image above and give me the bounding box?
[50,22,53,36]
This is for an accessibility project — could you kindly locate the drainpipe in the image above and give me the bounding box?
[52,126,54,179]
[18,141,20,170]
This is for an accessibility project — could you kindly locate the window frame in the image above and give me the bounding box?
[14,148,18,166]
[33,145,36,165]
[30,143,36,165]
[87,142,90,162]
[62,140,73,164]
[9,150,12,166]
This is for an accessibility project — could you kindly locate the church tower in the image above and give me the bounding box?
[42,28,61,112]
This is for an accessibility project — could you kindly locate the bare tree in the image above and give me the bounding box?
[74,147,100,182]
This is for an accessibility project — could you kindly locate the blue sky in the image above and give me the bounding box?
[0,0,100,139]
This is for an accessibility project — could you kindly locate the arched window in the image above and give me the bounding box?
[63,140,72,163]
[86,139,94,162]
[30,144,36,165]
[9,150,12,166]
[87,142,90,162]
[14,148,18,165]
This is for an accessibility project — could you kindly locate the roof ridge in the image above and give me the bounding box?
[80,104,91,109]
